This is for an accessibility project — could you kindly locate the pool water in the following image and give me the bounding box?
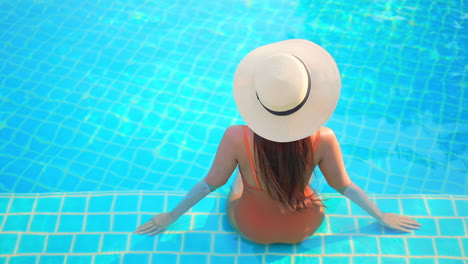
[0,0,467,263]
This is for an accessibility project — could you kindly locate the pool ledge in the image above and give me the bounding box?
[0,191,467,264]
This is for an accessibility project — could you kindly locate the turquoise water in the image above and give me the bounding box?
[0,0,465,195]
[0,0,467,263]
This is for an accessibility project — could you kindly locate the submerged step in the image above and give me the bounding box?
[0,191,467,263]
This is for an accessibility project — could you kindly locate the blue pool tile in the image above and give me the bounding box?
[156,233,182,252]
[3,215,30,231]
[353,236,379,254]
[45,235,73,253]
[135,213,154,226]
[39,255,65,264]
[10,198,35,213]
[16,179,35,193]
[18,234,45,253]
[329,216,356,233]
[73,234,101,253]
[30,214,58,232]
[192,196,217,213]
[384,184,406,194]
[412,218,438,236]
[454,200,468,216]
[462,238,468,258]
[352,256,379,264]
[210,255,236,264]
[435,259,464,264]
[0,175,18,192]
[193,214,220,231]
[35,197,62,212]
[220,215,236,232]
[295,256,320,264]
[218,197,228,212]
[61,196,87,213]
[75,180,101,192]
[114,195,139,212]
[239,238,267,255]
[401,198,429,216]
[324,236,351,254]
[0,198,10,213]
[152,253,177,264]
[39,168,64,189]
[123,253,149,264]
[435,238,462,257]
[438,218,465,236]
[9,256,37,264]
[213,233,239,254]
[57,175,81,192]
[357,218,383,235]
[102,234,128,252]
[269,243,295,254]
[180,254,207,264]
[0,234,18,254]
[379,237,407,255]
[324,198,350,215]
[266,255,292,264]
[376,198,401,214]
[427,198,455,216]
[88,195,114,212]
[183,233,212,252]
[409,258,435,264]
[166,194,184,209]
[112,214,138,232]
[238,256,263,264]
[381,257,407,264]
[167,214,191,232]
[66,255,93,264]
[0,257,5,264]
[350,200,368,216]
[129,235,156,252]
[315,216,331,234]
[139,195,165,212]
[322,256,351,264]
[94,254,121,264]
[407,238,435,256]
[58,214,84,232]
[296,236,322,255]
[85,214,111,232]
[443,183,465,195]
[362,183,384,196]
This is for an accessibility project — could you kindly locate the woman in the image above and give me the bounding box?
[135,39,421,244]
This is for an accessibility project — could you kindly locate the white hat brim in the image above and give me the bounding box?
[234,39,341,142]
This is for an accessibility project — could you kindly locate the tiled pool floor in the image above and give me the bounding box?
[0,192,467,264]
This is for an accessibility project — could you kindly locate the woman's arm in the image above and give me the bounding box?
[319,127,421,232]
[135,126,239,235]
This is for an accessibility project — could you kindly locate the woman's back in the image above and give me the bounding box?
[227,125,325,244]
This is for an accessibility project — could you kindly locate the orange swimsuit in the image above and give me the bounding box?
[233,126,324,244]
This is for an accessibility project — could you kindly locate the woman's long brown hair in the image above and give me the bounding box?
[253,133,324,212]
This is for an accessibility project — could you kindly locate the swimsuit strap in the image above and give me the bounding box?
[312,130,320,152]
[307,129,321,166]
[244,126,262,189]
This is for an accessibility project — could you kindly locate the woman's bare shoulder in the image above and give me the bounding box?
[226,125,245,134]
[315,127,341,158]
[318,127,339,144]
[223,125,245,146]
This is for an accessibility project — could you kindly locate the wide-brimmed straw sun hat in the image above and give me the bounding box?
[234,39,341,142]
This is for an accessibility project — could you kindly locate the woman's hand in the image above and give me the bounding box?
[378,213,422,232]
[134,213,176,236]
